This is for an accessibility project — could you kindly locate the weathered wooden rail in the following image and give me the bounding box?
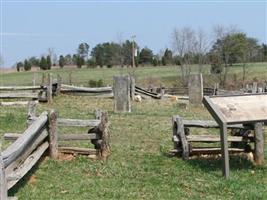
[135,86,161,99]
[0,74,60,103]
[170,115,264,164]
[57,109,110,159]
[0,111,55,200]
[60,84,113,98]
[0,103,110,199]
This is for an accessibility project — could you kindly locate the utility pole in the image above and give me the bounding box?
[131,35,136,68]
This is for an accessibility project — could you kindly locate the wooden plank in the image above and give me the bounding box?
[7,142,49,189]
[135,87,161,99]
[0,101,38,107]
[58,133,99,141]
[191,147,245,155]
[3,133,21,141]
[61,84,112,93]
[5,130,48,175]
[0,93,39,99]
[208,94,267,124]
[176,117,189,160]
[0,86,42,91]
[183,120,245,129]
[61,92,114,98]
[220,123,230,179]
[48,110,58,159]
[57,118,100,127]
[170,148,246,155]
[0,152,8,200]
[254,122,264,165]
[173,135,249,142]
[2,112,48,168]
[58,147,97,155]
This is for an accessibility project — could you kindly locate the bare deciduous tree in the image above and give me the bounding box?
[194,28,210,73]
[171,27,196,85]
[48,48,57,66]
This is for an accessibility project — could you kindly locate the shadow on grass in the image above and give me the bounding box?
[186,155,254,173]
[162,150,256,174]
[8,156,46,197]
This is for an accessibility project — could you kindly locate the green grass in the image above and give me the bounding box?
[0,96,266,200]
[1,62,267,88]
[0,64,267,199]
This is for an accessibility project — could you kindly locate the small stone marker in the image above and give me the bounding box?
[113,75,131,113]
[188,74,203,104]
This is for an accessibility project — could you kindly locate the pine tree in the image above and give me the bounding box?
[59,55,65,68]
[24,59,32,71]
[39,56,48,70]
[47,55,52,70]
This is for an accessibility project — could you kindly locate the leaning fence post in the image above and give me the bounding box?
[27,101,37,127]
[0,148,7,200]
[48,110,58,159]
[47,73,53,103]
[254,122,264,165]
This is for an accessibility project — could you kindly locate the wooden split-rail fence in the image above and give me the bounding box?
[60,84,113,98]
[170,115,264,165]
[0,103,110,199]
[0,74,60,104]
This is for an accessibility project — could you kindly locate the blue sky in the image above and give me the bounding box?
[0,0,266,67]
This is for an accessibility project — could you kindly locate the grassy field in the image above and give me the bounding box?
[0,64,267,199]
[1,62,267,88]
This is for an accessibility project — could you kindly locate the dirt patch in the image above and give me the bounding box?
[28,175,37,185]
[58,153,75,161]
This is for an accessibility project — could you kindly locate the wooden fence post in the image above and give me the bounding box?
[98,111,110,160]
[130,76,135,100]
[254,122,264,165]
[113,75,131,113]
[0,151,8,200]
[188,74,203,105]
[47,73,53,103]
[56,74,62,96]
[27,101,37,127]
[48,110,58,159]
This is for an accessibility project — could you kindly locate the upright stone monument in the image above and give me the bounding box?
[188,74,203,105]
[113,75,131,113]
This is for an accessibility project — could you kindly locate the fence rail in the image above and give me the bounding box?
[0,102,110,199]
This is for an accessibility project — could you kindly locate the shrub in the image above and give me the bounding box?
[88,79,104,87]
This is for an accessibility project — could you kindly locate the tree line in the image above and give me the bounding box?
[16,25,267,78]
